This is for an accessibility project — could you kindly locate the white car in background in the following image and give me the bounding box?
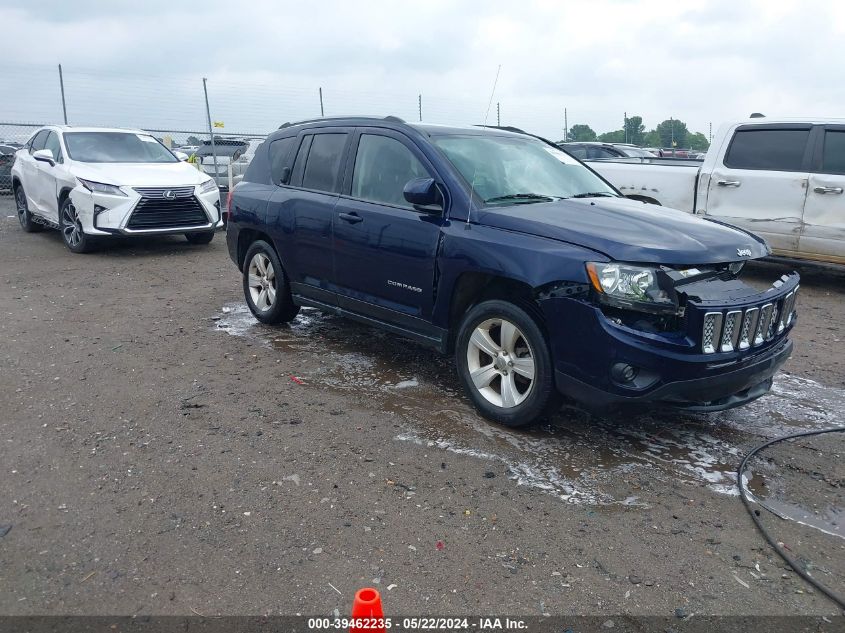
[11,126,222,253]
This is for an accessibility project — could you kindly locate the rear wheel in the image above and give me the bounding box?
[242,240,300,324]
[59,198,95,253]
[185,231,214,245]
[15,185,43,233]
[456,300,558,427]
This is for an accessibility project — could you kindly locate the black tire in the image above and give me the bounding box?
[185,231,215,245]
[59,197,96,253]
[14,184,43,233]
[242,240,300,324]
[455,299,558,427]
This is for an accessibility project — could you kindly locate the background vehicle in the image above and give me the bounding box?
[0,144,16,191]
[586,117,845,265]
[559,141,656,159]
[227,116,798,427]
[11,126,222,253]
[196,138,249,190]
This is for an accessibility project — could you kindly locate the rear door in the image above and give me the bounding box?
[21,130,49,213]
[266,129,351,305]
[704,124,812,254]
[332,128,444,325]
[799,125,845,263]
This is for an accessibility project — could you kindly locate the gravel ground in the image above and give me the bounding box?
[0,196,843,618]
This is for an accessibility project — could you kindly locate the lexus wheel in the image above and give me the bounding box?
[242,240,300,324]
[59,198,95,253]
[456,299,558,427]
[15,185,42,233]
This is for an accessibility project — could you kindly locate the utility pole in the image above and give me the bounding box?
[58,64,68,124]
[496,102,500,126]
[624,111,628,144]
[202,78,219,187]
[564,108,568,142]
[418,94,422,122]
[709,121,712,144]
[670,116,675,147]
[319,87,324,117]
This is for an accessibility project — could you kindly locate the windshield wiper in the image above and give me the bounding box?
[484,193,558,204]
[567,192,618,199]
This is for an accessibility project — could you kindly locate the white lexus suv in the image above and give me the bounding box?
[11,126,222,253]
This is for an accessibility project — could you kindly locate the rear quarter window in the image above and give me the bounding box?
[724,128,810,171]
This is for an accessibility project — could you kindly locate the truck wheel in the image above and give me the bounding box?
[456,300,558,427]
[242,240,300,324]
[15,185,43,233]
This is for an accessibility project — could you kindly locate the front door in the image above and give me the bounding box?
[799,125,845,263]
[332,130,443,325]
[704,125,812,254]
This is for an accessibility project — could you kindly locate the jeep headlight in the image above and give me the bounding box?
[586,262,676,313]
[199,178,217,194]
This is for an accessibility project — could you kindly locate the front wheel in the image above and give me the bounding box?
[59,198,95,253]
[15,185,43,233]
[456,300,558,427]
[242,240,300,324]
[185,231,214,245]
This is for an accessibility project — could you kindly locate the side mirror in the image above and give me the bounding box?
[33,149,55,166]
[403,177,442,211]
[279,166,291,185]
[173,151,189,161]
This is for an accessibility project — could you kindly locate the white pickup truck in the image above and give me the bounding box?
[586,118,845,265]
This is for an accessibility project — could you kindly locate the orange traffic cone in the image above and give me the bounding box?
[350,587,385,633]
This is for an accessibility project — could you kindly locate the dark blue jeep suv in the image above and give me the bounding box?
[226,116,799,426]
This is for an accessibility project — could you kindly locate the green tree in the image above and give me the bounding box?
[186,135,202,145]
[567,124,597,142]
[643,130,661,147]
[598,129,625,143]
[655,119,688,148]
[687,132,710,151]
[624,115,646,145]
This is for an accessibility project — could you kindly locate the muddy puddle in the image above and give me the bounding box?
[214,302,845,532]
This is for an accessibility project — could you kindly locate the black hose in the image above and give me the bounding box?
[737,426,845,610]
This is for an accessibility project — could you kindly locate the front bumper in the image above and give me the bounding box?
[542,271,799,413]
[72,185,222,236]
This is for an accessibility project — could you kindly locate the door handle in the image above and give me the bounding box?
[717,180,741,187]
[813,186,844,194]
[338,212,363,224]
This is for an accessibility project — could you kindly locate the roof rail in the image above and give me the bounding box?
[278,115,406,130]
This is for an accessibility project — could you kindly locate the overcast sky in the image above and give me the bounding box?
[1,0,844,140]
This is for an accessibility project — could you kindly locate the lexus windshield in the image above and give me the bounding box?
[64,132,178,163]
[434,134,618,204]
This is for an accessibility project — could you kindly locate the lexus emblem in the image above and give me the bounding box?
[163,190,176,201]
[737,248,752,257]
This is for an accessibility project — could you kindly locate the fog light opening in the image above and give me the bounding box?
[611,362,638,384]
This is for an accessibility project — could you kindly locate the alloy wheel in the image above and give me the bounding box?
[15,188,28,227]
[61,202,83,248]
[466,317,536,408]
[247,252,277,312]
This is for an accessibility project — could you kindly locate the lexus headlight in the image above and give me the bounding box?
[77,178,127,197]
[199,178,217,194]
[586,262,675,313]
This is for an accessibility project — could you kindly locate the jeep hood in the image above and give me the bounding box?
[475,197,769,265]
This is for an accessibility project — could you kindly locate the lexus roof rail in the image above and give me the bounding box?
[278,115,406,129]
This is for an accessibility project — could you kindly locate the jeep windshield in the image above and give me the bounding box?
[64,132,178,163]
[433,134,618,205]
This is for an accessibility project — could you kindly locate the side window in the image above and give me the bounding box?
[44,132,63,162]
[820,130,845,175]
[567,146,587,159]
[351,134,430,207]
[301,133,348,193]
[724,129,810,171]
[290,135,313,186]
[29,130,49,153]
[268,137,296,184]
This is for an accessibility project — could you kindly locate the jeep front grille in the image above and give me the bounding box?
[700,286,798,354]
